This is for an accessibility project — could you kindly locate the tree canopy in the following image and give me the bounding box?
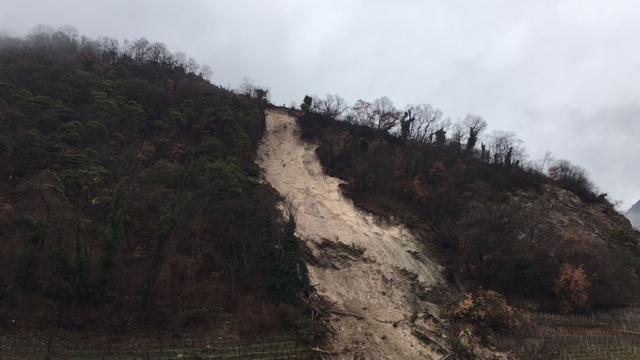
[0,27,309,335]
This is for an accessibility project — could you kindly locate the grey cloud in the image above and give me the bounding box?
[1,0,638,207]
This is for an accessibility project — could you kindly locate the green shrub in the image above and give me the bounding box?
[450,337,472,359]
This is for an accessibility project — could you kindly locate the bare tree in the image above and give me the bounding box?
[410,104,444,142]
[531,150,554,174]
[29,24,55,36]
[147,42,171,64]
[98,37,120,64]
[449,121,465,147]
[173,51,187,69]
[372,97,399,132]
[77,38,101,66]
[348,99,444,140]
[185,57,200,74]
[238,77,256,96]
[237,78,269,101]
[58,26,80,42]
[349,99,376,127]
[488,130,526,166]
[125,38,150,65]
[462,114,487,152]
[198,64,212,80]
[315,94,348,119]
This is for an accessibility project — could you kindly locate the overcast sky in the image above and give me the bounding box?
[1,0,639,208]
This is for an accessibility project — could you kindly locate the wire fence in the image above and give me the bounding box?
[1,334,313,360]
[507,310,640,359]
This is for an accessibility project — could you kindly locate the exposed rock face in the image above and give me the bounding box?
[627,200,640,230]
[257,110,447,359]
[514,185,637,244]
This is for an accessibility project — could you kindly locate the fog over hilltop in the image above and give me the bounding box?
[1,0,639,207]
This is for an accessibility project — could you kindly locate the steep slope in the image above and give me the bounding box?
[627,200,640,229]
[0,30,311,341]
[297,109,640,312]
[258,110,448,359]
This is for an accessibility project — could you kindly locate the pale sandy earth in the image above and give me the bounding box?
[257,110,447,359]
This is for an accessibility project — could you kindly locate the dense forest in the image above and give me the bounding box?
[0,28,312,337]
[297,94,640,312]
[2,25,640,360]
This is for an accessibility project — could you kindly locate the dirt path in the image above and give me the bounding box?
[257,110,447,359]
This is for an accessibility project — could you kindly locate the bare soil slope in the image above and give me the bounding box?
[257,110,448,359]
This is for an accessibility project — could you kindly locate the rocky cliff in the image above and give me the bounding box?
[627,200,640,229]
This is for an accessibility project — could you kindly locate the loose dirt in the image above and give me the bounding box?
[257,110,448,359]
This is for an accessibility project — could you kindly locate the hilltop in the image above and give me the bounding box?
[627,200,640,229]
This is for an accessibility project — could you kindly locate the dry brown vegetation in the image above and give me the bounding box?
[554,263,591,314]
[297,98,640,313]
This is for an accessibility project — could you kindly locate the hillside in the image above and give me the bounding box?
[1,28,640,359]
[297,104,640,310]
[627,200,640,229]
[0,29,316,352]
[258,110,447,359]
[295,99,640,357]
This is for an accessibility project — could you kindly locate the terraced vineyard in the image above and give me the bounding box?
[0,334,312,359]
[508,308,640,359]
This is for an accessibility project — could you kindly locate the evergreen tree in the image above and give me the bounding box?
[301,95,313,113]
[281,214,310,302]
[267,214,310,304]
[96,202,125,303]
